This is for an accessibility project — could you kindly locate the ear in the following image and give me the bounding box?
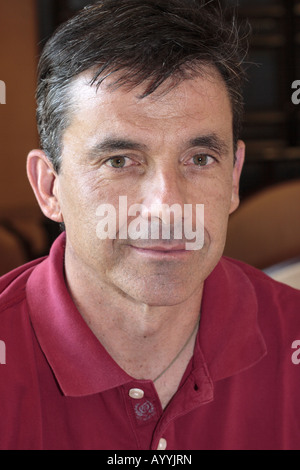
[26,150,63,223]
[229,140,245,215]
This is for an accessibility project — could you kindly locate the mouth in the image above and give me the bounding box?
[128,243,191,259]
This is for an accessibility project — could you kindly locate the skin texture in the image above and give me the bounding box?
[27,67,245,407]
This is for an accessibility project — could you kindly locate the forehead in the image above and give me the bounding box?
[67,68,233,143]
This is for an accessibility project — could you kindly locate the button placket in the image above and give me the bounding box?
[126,383,160,426]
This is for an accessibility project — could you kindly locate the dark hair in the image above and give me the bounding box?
[37,0,249,173]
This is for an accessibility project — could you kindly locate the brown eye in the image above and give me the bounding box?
[193,154,209,166]
[108,156,127,168]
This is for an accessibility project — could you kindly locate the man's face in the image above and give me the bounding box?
[52,68,244,306]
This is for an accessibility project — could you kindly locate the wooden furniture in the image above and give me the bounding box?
[224,179,300,269]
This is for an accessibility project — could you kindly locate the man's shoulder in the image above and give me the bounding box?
[221,255,300,299]
[221,256,300,328]
[0,257,46,314]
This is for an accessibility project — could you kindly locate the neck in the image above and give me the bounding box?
[64,245,203,386]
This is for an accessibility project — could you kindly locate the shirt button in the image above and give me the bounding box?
[129,388,145,399]
[157,438,167,450]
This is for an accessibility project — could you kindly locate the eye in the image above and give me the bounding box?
[106,156,129,169]
[192,154,214,166]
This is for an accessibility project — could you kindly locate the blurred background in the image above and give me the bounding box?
[0,0,299,286]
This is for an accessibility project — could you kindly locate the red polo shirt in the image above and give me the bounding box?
[0,233,299,450]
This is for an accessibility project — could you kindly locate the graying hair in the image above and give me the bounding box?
[36,0,249,173]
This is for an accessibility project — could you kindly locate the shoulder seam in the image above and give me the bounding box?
[0,287,26,313]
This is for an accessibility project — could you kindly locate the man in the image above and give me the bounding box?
[0,0,299,450]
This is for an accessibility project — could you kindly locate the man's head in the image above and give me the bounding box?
[36,0,248,173]
[28,0,247,307]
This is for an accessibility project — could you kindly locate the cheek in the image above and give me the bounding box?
[201,178,233,240]
[58,170,113,219]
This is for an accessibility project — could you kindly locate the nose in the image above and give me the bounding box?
[140,167,186,225]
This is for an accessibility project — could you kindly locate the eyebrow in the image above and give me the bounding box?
[88,138,148,157]
[188,134,230,156]
[88,133,230,158]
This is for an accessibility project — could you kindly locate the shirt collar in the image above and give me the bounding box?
[26,233,266,396]
[198,259,267,381]
[26,233,133,397]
